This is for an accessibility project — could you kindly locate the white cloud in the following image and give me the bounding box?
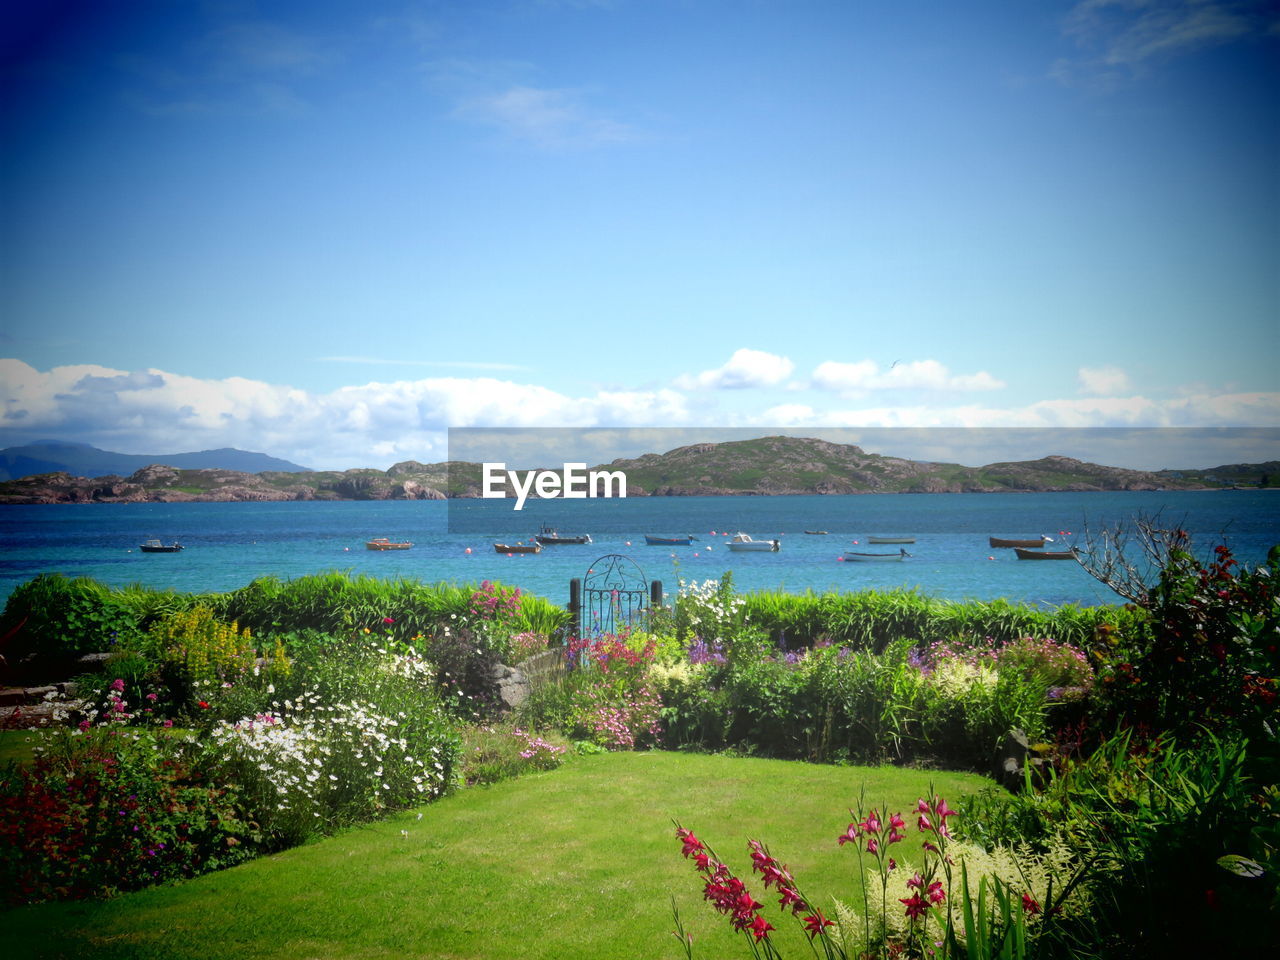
[3,359,1275,472]
[456,85,635,148]
[1054,0,1264,86]
[0,361,692,470]
[674,349,795,390]
[1078,365,1132,395]
[811,359,1005,395]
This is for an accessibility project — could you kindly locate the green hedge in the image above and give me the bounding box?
[740,587,1141,652]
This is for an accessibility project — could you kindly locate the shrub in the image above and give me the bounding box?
[207,692,454,847]
[0,727,254,905]
[0,573,141,671]
[1079,527,1279,738]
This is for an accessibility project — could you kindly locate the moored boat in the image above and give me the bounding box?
[494,542,542,554]
[804,530,828,535]
[989,536,1047,549]
[534,524,592,545]
[727,532,780,552]
[867,536,915,544]
[843,548,910,562]
[1015,547,1077,560]
[644,534,696,545]
[366,538,413,550]
[139,539,183,553]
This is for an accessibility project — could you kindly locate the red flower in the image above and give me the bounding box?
[1022,892,1041,915]
[803,911,835,939]
[900,894,930,920]
[837,823,860,845]
[927,881,946,904]
[382,617,395,624]
[777,884,807,914]
[747,914,774,941]
[197,701,210,709]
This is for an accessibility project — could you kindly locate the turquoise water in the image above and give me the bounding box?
[1,491,1276,608]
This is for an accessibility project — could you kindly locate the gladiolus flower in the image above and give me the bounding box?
[747,914,774,940]
[907,872,924,890]
[900,894,930,920]
[927,881,946,904]
[777,885,806,913]
[803,911,835,939]
[837,823,860,845]
[1022,892,1041,915]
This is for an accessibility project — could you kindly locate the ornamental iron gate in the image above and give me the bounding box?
[568,554,663,640]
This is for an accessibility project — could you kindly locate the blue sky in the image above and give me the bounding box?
[1,0,1277,470]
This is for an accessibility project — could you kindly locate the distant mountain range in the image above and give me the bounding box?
[0,436,1273,505]
[0,441,311,483]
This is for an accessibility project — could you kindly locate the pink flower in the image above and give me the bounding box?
[906,872,925,890]
[383,617,395,624]
[927,881,946,904]
[837,823,860,845]
[110,678,126,692]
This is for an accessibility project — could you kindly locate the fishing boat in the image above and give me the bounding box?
[644,535,696,545]
[843,548,910,562]
[366,538,413,551]
[139,539,183,553]
[804,530,828,535]
[1015,547,1078,560]
[727,532,780,552]
[534,524,592,545]
[867,536,915,544]
[989,537,1048,549]
[494,542,542,554]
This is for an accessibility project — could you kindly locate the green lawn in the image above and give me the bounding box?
[4,751,991,960]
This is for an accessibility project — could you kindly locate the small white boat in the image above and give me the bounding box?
[843,548,910,562]
[727,532,780,552]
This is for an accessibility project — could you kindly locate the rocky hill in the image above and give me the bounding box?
[0,435,1221,504]
[0,463,447,505]
[603,436,1208,496]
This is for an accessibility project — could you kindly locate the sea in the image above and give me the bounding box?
[1,490,1277,610]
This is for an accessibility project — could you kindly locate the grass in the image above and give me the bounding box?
[0,729,42,767]
[4,751,991,960]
